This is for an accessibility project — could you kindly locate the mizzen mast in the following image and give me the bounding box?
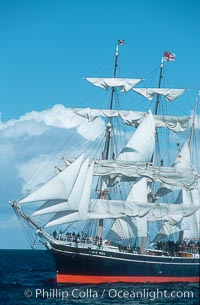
[179,93,199,242]
[189,94,198,150]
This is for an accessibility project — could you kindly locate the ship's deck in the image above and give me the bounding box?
[49,238,200,259]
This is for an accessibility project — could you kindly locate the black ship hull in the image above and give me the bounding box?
[49,243,200,284]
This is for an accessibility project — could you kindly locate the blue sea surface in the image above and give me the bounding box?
[0,249,199,305]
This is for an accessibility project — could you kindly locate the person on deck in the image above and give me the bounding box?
[53,230,57,239]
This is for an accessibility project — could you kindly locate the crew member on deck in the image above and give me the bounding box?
[53,230,57,239]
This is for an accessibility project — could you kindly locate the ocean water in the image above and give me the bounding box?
[0,250,199,305]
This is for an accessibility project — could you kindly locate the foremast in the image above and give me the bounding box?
[98,42,121,237]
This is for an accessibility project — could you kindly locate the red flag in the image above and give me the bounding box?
[163,51,176,62]
[118,39,125,45]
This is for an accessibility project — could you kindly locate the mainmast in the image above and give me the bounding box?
[149,56,165,167]
[98,42,121,237]
[141,55,165,253]
[154,57,164,115]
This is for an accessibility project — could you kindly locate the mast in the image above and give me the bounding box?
[179,93,198,242]
[97,42,120,237]
[149,57,164,166]
[141,55,164,254]
[189,95,198,150]
[154,57,164,115]
[102,43,119,159]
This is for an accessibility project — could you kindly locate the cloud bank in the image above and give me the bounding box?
[0,104,105,236]
[0,104,105,140]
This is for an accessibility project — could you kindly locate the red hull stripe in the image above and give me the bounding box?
[57,274,199,283]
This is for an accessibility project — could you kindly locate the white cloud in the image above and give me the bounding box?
[0,104,105,140]
[0,104,106,222]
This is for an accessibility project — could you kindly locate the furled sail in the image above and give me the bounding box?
[88,199,153,219]
[85,78,143,91]
[63,158,197,190]
[45,161,94,227]
[132,88,186,101]
[73,108,190,133]
[19,154,85,204]
[146,203,199,226]
[45,199,199,227]
[93,161,197,190]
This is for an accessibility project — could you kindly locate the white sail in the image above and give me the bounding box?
[32,158,90,216]
[85,78,143,91]
[132,88,186,101]
[172,142,191,169]
[73,108,190,133]
[181,187,200,239]
[154,114,189,132]
[156,140,200,238]
[127,178,148,202]
[107,218,138,241]
[115,101,151,236]
[44,197,199,225]
[173,141,200,239]
[88,199,153,219]
[126,178,148,237]
[45,161,94,227]
[63,157,197,189]
[159,222,183,235]
[153,222,183,243]
[19,154,84,204]
[67,158,90,211]
[32,200,69,216]
[117,111,155,162]
[156,141,192,198]
[93,160,197,190]
[147,203,199,225]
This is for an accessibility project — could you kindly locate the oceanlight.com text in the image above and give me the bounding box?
[24,287,194,301]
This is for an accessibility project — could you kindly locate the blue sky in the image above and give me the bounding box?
[0,0,200,248]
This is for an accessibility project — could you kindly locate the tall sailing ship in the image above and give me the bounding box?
[11,42,200,283]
